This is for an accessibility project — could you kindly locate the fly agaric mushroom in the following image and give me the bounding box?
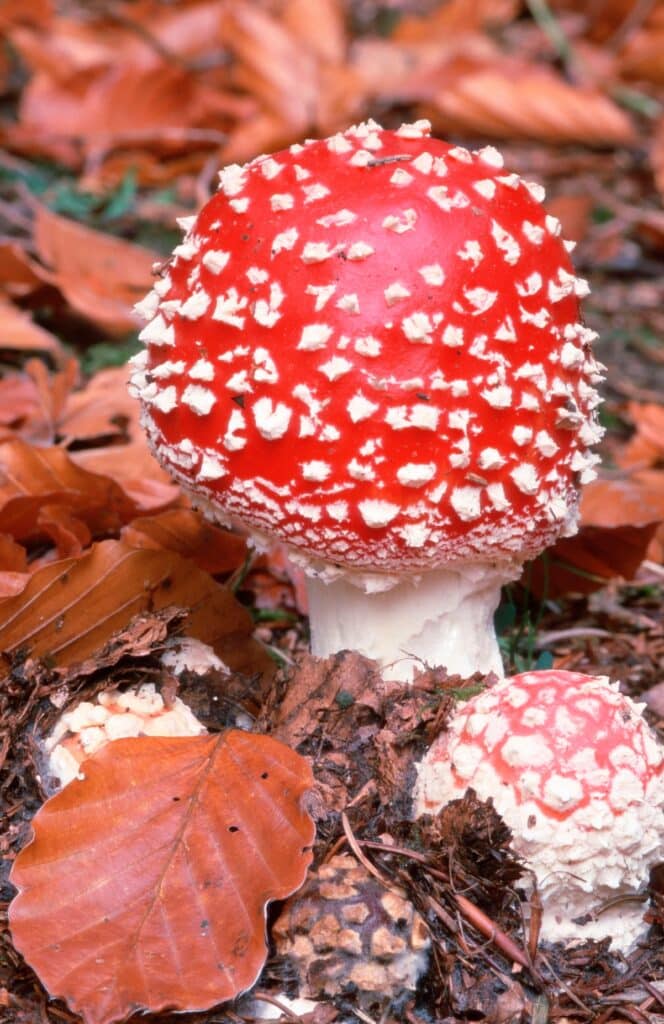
[414,670,664,952]
[130,119,603,680]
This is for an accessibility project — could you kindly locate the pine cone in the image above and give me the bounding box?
[272,853,430,1002]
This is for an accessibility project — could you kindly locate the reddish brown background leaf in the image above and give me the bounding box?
[0,439,138,553]
[122,508,246,575]
[0,538,269,677]
[31,204,158,333]
[10,731,315,1024]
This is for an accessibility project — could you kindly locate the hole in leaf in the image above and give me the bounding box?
[261,772,269,779]
[228,825,240,833]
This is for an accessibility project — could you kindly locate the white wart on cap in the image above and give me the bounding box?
[414,670,664,952]
[131,119,603,578]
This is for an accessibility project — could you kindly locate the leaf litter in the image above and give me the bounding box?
[1,0,664,1021]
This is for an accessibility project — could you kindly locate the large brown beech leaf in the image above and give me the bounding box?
[0,538,270,677]
[10,731,315,1024]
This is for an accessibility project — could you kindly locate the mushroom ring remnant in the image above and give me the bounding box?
[414,670,664,952]
[131,119,604,680]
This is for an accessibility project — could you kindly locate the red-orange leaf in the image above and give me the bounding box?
[10,731,315,1024]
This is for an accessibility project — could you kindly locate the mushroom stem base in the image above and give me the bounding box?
[306,563,516,682]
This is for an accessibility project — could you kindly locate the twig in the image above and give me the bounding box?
[453,892,539,978]
[643,980,664,1012]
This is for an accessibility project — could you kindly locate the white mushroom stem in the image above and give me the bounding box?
[305,562,517,682]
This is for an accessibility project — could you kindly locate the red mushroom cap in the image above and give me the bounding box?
[416,669,664,820]
[132,120,603,574]
[414,669,664,949]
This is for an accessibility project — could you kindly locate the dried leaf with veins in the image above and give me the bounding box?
[10,731,315,1024]
[0,538,270,678]
[429,66,635,145]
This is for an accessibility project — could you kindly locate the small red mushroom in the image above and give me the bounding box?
[131,119,603,679]
[414,670,664,951]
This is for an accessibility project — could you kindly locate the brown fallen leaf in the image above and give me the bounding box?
[429,65,635,145]
[582,471,664,531]
[17,63,230,163]
[122,508,247,576]
[617,402,664,468]
[525,522,660,598]
[50,365,181,512]
[31,203,158,334]
[221,3,319,134]
[0,241,46,298]
[0,298,67,366]
[0,538,270,678]
[10,730,315,1024]
[0,438,137,554]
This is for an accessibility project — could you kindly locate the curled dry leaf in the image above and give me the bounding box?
[122,508,247,576]
[0,438,137,554]
[32,203,157,334]
[10,730,315,1024]
[429,66,635,145]
[0,538,270,678]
